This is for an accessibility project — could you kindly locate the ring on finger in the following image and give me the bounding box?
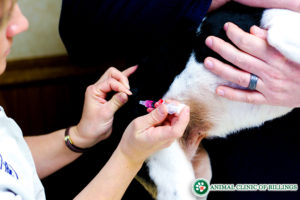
[247,73,259,90]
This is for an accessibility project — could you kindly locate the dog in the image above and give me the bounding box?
[117,2,300,200]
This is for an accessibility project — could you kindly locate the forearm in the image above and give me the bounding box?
[208,0,230,12]
[25,128,82,179]
[75,146,143,200]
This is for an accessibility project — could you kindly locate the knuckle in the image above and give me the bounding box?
[240,37,250,47]
[131,119,140,130]
[267,71,284,81]
[224,91,235,101]
[233,54,247,67]
[237,75,249,87]
[267,50,285,64]
[244,95,256,104]
[270,84,283,93]
[107,77,113,83]
[108,77,117,86]
[108,66,117,73]
[150,111,160,123]
[86,85,95,94]
[265,70,278,79]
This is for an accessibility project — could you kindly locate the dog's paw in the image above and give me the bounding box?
[261,9,300,64]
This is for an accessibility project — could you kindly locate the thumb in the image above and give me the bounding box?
[107,92,128,113]
[136,104,168,130]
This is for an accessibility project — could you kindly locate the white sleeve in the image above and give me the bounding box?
[0,190,22,200]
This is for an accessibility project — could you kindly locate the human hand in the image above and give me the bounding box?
[118,103,190,165]
[204,22,300,107]
[233,0,300,12]
[71,66,138,148]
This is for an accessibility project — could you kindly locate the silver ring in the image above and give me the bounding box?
[247,74,258,90]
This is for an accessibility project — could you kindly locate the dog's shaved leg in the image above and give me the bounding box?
[192,144,212,182]
[180,128,206,161]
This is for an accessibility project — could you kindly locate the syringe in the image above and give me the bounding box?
[139,99,185,114]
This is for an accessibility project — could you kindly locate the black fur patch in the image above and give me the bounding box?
[195,2,263,66]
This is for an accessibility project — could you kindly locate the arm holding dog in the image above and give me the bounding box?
[204,22,300,107]
[209,0,300,12]
[206,0,300,107]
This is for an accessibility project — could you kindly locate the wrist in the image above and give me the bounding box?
[115,145,144,169]
[68,126,95,149]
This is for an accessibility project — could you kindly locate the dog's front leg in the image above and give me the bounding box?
[192,144,212,182]
[147,141,197,200]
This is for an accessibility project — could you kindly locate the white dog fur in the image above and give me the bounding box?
[147,8,300,200]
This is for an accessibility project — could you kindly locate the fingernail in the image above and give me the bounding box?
[205,37,213,48]
[9,24,18,32]
[127,89,132,95]
[204,59,214,69]
[118,93,127,103]
[224,23,229,31]
[217,89,225,96]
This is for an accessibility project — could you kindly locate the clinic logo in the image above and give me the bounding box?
[192,178,210,197]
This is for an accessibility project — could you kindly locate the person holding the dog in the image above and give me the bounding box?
[0,1,190,199]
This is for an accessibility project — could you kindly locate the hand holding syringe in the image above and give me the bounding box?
[139,99,186,114]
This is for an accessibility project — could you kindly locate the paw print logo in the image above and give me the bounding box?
[192,178,210,197]
[196,182,206,192]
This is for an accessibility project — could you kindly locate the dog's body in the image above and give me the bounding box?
[128,3,300,200]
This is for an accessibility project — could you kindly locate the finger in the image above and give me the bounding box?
[135,104,168,130]
[224,22,273,62]
[122,65,138,77]
[234,0,300,12]
[164,99,181,105]
[250,25,267,39]
[205,34,269,78]
[109,67,131,89]
[170,106,190,137]
[99,78,132,97]
[216,85,268,104]
[204,57,264,91]
[97,67,131,89]
[100,67,116,80]
[107,92,128,113]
